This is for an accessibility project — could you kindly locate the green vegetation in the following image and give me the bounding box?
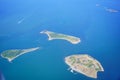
[83,60,94,68]
[1,47,40,62]
[70,57,76,65]
[65,54,104,78]
[95,68,100,71]
[1,50,23,59]
[41,30,80,44]
[49,32,78,41]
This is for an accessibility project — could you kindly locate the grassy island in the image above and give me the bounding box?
[40,30,81,44]
[65,54,104,78]
[1,47,40,62]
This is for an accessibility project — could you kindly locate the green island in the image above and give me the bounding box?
[40,30,81,44]
[65,54,104,78]
[1,47,40,62]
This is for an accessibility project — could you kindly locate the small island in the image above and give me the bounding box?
[40,30,81,44]
[105,8,119,13]
[65,54,104,78]
[1,47,40,62]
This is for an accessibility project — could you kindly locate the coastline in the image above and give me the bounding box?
[40,30,81,44]
[1,47,40,62]
[65,54,104,78]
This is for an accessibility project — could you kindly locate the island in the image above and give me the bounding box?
[40,30,81,44]
[1,47,40,62]
[65,54,104,78]
[105,8,119,13]
[95,4,119,13]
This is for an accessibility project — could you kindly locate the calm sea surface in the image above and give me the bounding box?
[0,0,120,80]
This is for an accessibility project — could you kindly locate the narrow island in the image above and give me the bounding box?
[65,54,104,78]
[105,8,119,13]
[1,47,40,62]
[40,30,81,44]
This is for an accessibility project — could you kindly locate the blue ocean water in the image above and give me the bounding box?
[0,0,120,80]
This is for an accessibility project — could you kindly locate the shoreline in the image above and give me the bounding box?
[1,47,40,62]
[40,30,81,44]
[65,54,104,78]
